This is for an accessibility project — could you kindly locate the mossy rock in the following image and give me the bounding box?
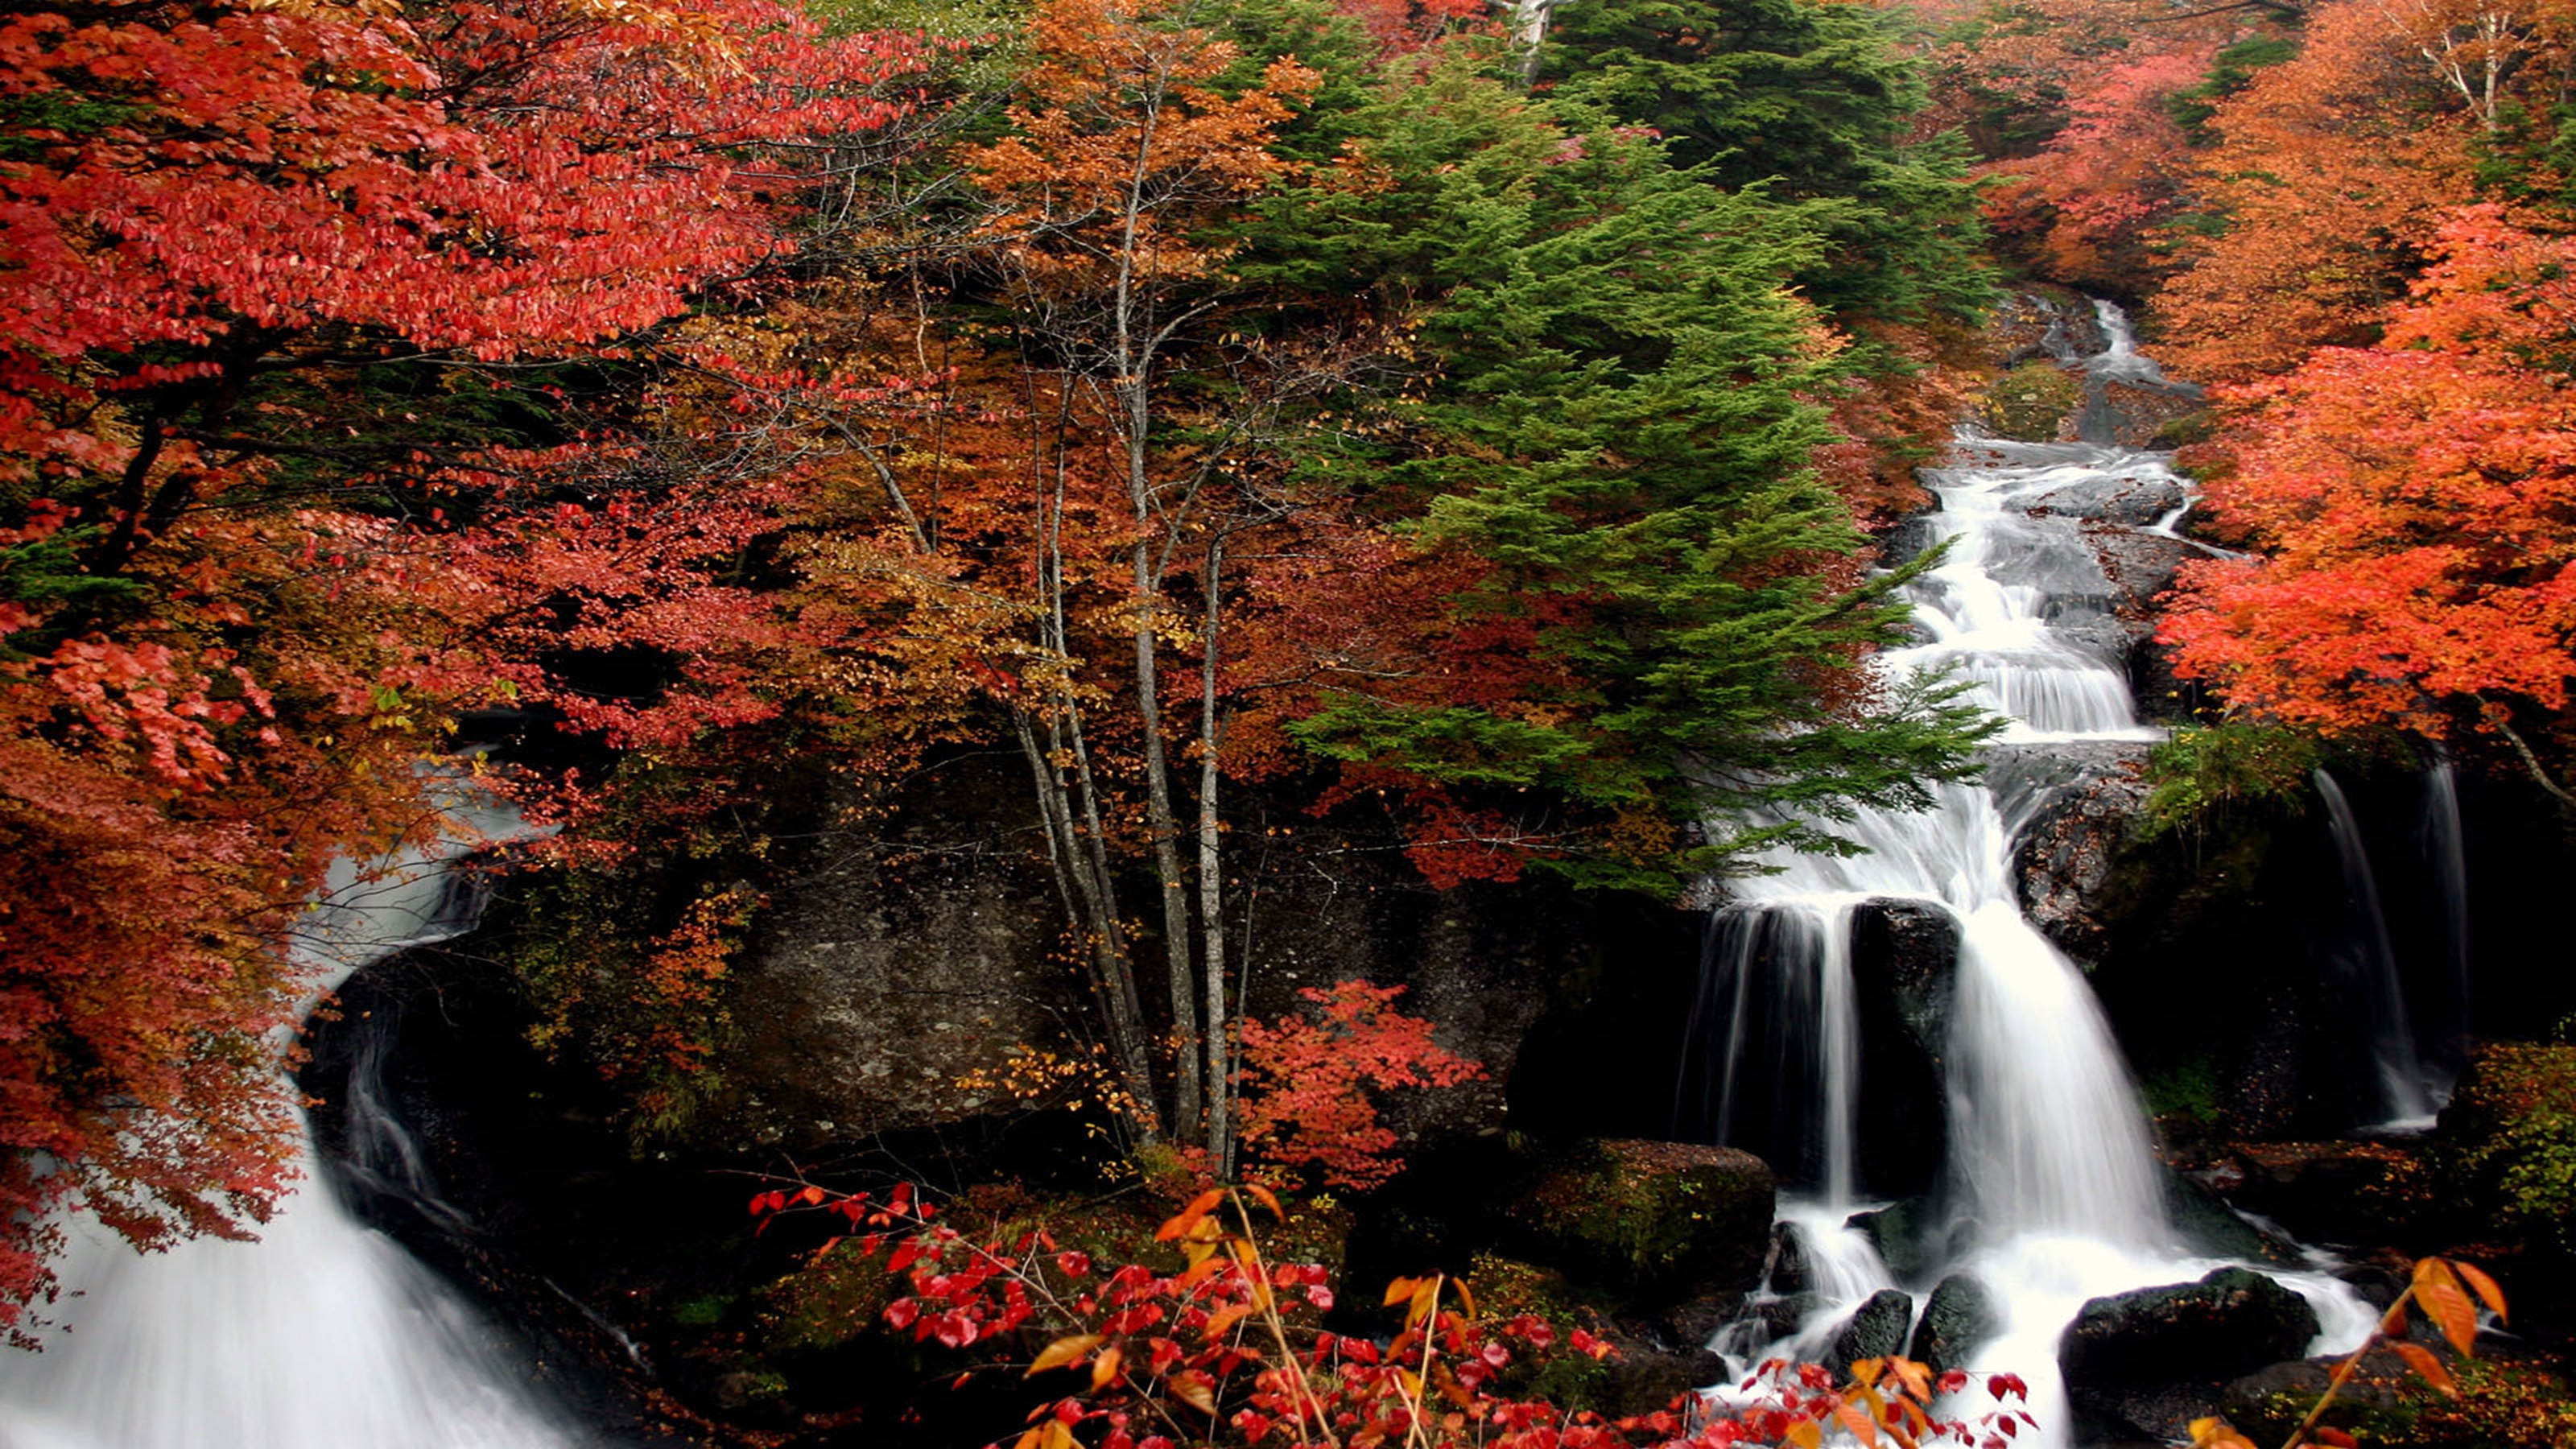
[1503,1138,1775,1301]
[1908,1274,1997,1375]
[2222,1352,2576,1449]
[1978,361,2082,441]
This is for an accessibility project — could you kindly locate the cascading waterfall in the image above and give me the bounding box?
[0,783,581,1449]
[1690,307,2374,1446]
[2312,770,2438,1128]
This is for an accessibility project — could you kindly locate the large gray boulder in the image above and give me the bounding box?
[2059,1267,2322,1388]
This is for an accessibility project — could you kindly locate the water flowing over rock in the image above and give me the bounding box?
[0,787,582,1449]
[1682,302,2372,1447]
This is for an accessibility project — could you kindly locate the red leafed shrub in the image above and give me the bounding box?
[1233,981,1483,1191]
[749,1183,2042,1449]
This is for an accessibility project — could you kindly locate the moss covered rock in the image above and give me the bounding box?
[1504,1139,1775,1300]
[1979,361,2083,441]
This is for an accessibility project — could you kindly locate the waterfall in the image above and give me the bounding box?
[2313,770,2438,1128]
[0,783,581,1449]
[1680,902,1862,1202]
[2425,758,2473,1075]
[1690,304,2372,1446]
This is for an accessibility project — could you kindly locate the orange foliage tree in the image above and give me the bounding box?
[2163,205,2576,795]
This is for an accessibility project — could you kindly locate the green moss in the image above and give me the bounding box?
[1977,361,2082,441]
[1512,1141,1773,1294]
[2142,1058,2223,1129]
[672,1292,737,1327]
[2244,1359,2576,1449]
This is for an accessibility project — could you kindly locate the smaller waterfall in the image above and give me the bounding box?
[0,785,582,1449]
[1680,903,1862,1202]
[2313,770,2437,1127]
[2424,758,2473,1072]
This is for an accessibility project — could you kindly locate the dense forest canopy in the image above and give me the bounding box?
[6,0,2576,1381]
[0,0,1998,1320]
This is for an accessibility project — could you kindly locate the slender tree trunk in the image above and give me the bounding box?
[1512,0,1555,85]
[1195,536,1231,1170]
[1016,390,1163,1141]
[1111,77,1203,1138]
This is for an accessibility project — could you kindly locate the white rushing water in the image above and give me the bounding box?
[0,780,582,1449]
[1693,306,2375,1445]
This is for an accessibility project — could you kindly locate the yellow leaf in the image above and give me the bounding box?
[1170,1371,1218,1414]
[1204,1302,1254,1342]
[1852,1358,1885,1387]
[1091,1346,1124,1390]
[2414,1260,2479,1356]
[1833,1397,1880,1447]
[1383,1276,1420,1308]
[1887,1356,1934,1403]
[2392,1340,2457,1396]
[1406,1278,1439,1331]
[1786,1419,1824,1449]
[1027,1334,1104,1376]
[1039,1422,1080,1449]
[1242,1183,1284,1219]
[2449,1258,2508,1323]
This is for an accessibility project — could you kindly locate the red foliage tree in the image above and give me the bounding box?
[1232,982,1484,1191]
[0,0,923,1331]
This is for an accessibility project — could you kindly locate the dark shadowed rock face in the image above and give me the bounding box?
[1850,899,1958,1197]
[1830,1289,1917,1368]
[1985,742,2152,968]
[726,757,1650,1153]
[1907,1274,1997,1375]
[1845,1198,1948,1286]
[2058,1267,2322,1388]
[2192,1140,2438,1250]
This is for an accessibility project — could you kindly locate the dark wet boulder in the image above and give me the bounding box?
[1764,1220,1814,1295]
[1991,742,2152,967]
[2194,1140,2437,1249]
[2058,1267,2322,1388]
[1907,1274,1998,1375]
[1502,1139,1776,1301]
[1828,1289,1917,1369]
[2219,1348,2417,1443]
[2164,1170,2297,1265]
[1845,1199,1945,1285]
